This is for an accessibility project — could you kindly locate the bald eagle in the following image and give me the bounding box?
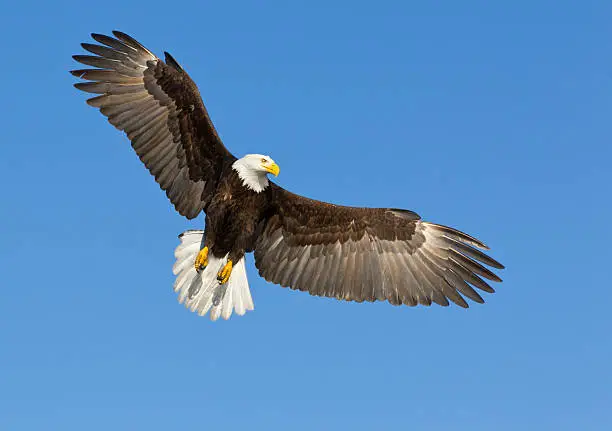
[72,31,504,320]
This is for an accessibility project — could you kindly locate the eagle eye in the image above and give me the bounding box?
[261,158,267,163]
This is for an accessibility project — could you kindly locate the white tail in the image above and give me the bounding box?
[172,230,254,320]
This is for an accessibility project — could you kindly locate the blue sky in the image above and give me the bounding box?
[1,1,611,429]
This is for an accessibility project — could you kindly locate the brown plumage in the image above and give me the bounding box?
[72,31,504,318]
[72,31,233,218]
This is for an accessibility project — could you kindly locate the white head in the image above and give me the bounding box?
[232,154,280,193]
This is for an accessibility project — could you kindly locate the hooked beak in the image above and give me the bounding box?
[263,161,280,177]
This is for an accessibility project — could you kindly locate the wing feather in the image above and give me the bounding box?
[90,33,138,53]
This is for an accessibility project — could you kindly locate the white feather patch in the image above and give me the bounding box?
[173,230,254,320]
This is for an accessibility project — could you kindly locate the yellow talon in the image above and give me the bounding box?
[217,260,233,284]
[194,246,209,272]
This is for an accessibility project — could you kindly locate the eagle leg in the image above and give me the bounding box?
[217,260,233,284]
[194,246,209,272]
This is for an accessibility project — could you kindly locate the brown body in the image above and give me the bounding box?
[204,168,269,260]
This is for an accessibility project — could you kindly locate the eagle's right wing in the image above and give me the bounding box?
[254,184,504,308]
[72,31,235,218]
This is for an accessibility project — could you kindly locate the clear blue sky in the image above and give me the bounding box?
[1,1,610,430]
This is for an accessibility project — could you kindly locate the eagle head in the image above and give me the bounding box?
[232,154,280,192]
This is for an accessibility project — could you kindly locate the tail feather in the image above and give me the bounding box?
[173,230,254,320]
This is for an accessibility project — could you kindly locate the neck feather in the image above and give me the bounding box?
[232,159,269,193]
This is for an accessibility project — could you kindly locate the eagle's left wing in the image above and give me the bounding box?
[71,31,235,219]
[254,184,504,308]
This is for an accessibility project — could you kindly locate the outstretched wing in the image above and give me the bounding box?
[254,185,504,308]
[71,31,235,218]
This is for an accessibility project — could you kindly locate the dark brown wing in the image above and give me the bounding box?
[71,31,235,218]
[254,184,504,307]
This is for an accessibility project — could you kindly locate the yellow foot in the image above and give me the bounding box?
[217,260,233,284]
[194,246,209,272]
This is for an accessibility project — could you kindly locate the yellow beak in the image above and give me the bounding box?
[263,162,280,177]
